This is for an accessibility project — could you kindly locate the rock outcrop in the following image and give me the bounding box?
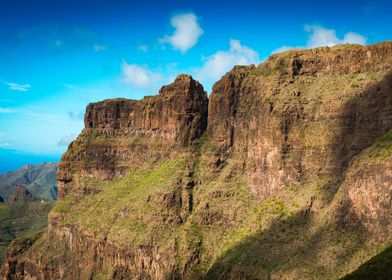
[57,74,208,198]
[7,185,33,204]
[2,42,392,280]
[209,42,392,200]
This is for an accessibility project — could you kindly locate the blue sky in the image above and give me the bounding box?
[0,0,392,173]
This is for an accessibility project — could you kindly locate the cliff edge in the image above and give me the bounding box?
[2,42,392,280]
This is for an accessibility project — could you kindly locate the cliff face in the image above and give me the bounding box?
[57,74,208,198]
[2,42,392,280]
[208,42,392,200]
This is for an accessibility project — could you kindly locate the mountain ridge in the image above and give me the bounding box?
[0,162,58,202]
[2,41,392,279]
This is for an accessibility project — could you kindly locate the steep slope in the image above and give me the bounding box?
[0,162,58,201]
[2,42,392,280]
[340,245,392,280]
[0,186,52,265]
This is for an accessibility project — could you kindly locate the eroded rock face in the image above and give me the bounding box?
[84,74,207,145]
[57,74,208,198]
[2,42,392,280]
[208,43,392,200]
[1,217,179,280]
[335,136,392,239]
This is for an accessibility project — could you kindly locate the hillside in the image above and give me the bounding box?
[0,162,58,201]
[340,245,392,280]
[1,42,392,279]
[0,186,52,265]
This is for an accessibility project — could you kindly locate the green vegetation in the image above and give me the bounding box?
[17,124,392,278]
[370,129,392,160]
[0,200,52,264]
[53,156,187,245]
[340,245,392,280]
[49,135,383,279]
[0,203,11,220]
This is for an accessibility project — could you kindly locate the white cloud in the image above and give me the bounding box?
[93,44,108,52]
[273,25,367,54]
[305,25,367,48]
[159,13,204,53]
[57,134,77,147]
[0,108,14,113]
[121,61,161,88]
[196,39,259,82]
[342,32,368,46]
[4,82,31,92]
[137,44,149,52]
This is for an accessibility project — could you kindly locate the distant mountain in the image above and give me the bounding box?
[0,162,58,201]
[0,148,60,174]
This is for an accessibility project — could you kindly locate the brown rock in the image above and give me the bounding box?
[208,42,392,200]
[7,185,33,204]
[57,74,208,198]
[3,42,392,280]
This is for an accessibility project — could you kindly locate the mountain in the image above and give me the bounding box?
[0,162,58,201]
[0,185,52,265]
[2,42,392,279]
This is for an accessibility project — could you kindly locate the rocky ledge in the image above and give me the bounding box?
[2,42,392,280]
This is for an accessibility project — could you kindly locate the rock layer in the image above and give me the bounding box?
[2,42,392,280]
[57,74,208,198]
[208,42,392,200]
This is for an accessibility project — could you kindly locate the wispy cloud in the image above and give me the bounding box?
[57,134,77,146]
[93,44,108,52]
[195,39,259,82]
[0,108,14,113]
[68,111,84,120]
[3,81,31,92]
[273,25,367,54]
[0,142,12,148]
[137,44,149,52]
[121,61,161,88]
[159,13,204,53]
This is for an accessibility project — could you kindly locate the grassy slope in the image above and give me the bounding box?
[49,132,392,279]
[340,245,392,280]
[0,201,52,265]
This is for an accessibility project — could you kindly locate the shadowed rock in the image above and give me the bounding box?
[2,42,392,280]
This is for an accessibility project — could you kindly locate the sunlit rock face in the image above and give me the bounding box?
[208,42,392,200]
[57,74,208,198]
[2,42,392,280]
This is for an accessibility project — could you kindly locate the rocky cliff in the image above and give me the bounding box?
[57,74,207,199]
[2,42,392,280]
